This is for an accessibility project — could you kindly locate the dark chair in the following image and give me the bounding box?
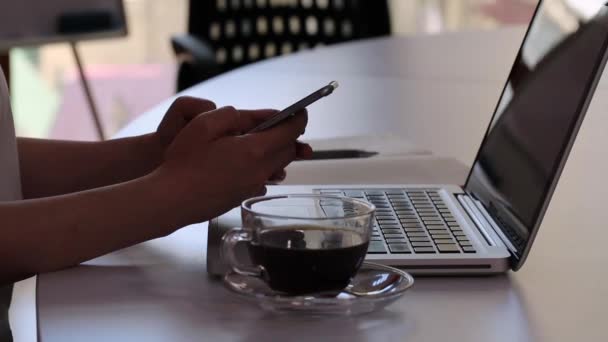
[172,0,391,91]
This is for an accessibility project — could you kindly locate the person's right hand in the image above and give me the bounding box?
[158,106,309,226]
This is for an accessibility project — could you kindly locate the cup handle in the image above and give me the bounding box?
[221,228,264,277]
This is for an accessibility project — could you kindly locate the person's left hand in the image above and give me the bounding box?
[156,96,217,149]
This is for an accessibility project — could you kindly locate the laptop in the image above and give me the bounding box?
[207,0,608,275]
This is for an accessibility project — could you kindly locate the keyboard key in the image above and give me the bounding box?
[344,191,365,197]
[368,241,388,254]
[389,243,411,253]
[420,216,441,220]
[400,219,420,223]
[384,233,405,238]
[406,232,428,237]
[414,247,436,253]
[402,222,423,227]
[417,208,436,213]
[463,246,476,253]
[371,236,383,241]
[395,210,415,214]
[411,241,433,247]
[456,236,470,242]
[437,244,460,253]
[381,229,403,235]
[408,236,431,242]
[397,213,418,220]
[365,191,385,196]
[392,205,411,210]
[434,238,455,244]
[453,231,467,237]
[376,215,395,220]
[426,224,447,229]
[386,238,407,243]
[380,224,401,230]
[403,228,425,233]
[378,219,399,225]
[423,220,444,225]
[430,233,452,239]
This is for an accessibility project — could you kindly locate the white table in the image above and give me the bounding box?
[34,27,608,341]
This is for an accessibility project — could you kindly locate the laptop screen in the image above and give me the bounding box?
[465,0,608,267]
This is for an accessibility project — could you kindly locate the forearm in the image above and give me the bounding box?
[17,134,162,199]
[0,169,185,285]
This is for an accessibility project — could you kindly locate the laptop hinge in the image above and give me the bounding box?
[457,194,518,255]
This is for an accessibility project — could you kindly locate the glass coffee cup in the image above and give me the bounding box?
[221,194,376,295]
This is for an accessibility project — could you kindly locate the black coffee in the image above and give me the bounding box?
[248,226,369,295]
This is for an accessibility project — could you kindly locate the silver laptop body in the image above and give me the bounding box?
[207,1,608,275]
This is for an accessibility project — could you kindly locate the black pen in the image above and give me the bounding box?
[309,149,378,160]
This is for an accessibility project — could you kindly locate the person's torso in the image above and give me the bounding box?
[1,67,22,342]
[0,68,21,202]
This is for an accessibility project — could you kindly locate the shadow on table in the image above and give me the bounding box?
[37,265,537,342]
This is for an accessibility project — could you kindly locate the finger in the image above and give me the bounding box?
[268,169,287,182]
[251,185,267,198]
[168,96,217,120]
[238,109,278,128]
[229,109,278,134]
[295,142,313,160]
[238,109,308,134]
[262,143,298,176]
[246,110,308,152]
[193,106,243,140]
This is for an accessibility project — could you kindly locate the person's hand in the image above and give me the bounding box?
[147,96,310,183]
[156,96,217,149]
[158,106,310,225]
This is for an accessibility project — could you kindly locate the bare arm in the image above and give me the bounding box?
[18,97,218,199]
[17,134,162,199]
[0,106,309,285]
[0,169,181,284]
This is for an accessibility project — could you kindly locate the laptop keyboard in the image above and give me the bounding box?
[318,189,476,255]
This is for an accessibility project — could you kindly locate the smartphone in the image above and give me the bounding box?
[247,81,339,133]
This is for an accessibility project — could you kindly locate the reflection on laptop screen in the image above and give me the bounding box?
[466,0,608,255]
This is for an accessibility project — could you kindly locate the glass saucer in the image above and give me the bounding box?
[223,262,414,315]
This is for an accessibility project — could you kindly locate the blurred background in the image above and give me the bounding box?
[6,0,537,140]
